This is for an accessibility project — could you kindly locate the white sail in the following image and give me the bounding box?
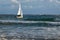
[17,4,23,18]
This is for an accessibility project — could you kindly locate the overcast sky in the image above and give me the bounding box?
[0,0,60,15]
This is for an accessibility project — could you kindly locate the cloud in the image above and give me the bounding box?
[24,5,33,9]
[11,0,18,4]
[25,0,30,2]
[11,5,16,9]
[49,0,53,2]
[21,0,31,3]
[55,0,60,3]
[40,0,44,1]
[49,0,60,4]
[22,0,38,3]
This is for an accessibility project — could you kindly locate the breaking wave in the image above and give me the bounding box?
[0,20,60,26]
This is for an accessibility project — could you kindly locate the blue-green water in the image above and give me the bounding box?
[0,15,60,39]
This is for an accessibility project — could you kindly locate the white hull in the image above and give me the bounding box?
[17,15,23,18]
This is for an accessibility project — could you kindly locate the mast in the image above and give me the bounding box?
[17,3,23,18]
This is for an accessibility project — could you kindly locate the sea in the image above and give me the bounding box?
[0,14,60,40]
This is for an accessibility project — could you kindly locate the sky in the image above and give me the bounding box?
[0,0,60,15]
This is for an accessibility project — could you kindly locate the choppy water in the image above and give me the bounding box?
[0,15,60,40]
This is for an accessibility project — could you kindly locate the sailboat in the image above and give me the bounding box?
[17,4,23,18]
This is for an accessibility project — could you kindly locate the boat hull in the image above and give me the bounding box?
[17,15,23,18]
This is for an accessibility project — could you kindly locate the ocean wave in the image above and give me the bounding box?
[0,20,60,24]
[1,27,60,38]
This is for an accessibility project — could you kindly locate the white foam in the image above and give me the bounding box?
[0,20,60,24]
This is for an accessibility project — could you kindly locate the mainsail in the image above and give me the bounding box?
[17,4,23,18]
